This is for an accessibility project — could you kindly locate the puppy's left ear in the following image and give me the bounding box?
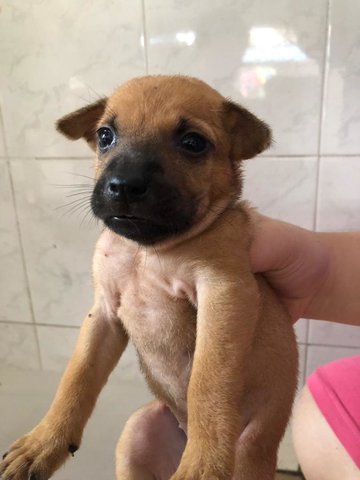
[56,98,107,151]
[223,101,272,160]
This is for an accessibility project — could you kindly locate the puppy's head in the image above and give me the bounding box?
[57,76,271,245]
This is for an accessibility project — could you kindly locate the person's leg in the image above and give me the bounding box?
[115,401,186,480]
[292,386,360,480]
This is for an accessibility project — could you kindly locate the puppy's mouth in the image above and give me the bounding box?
[105,214,151,231]
[102,212,191,245]
[108,214,148,222]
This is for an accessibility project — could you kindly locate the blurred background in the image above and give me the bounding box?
[0,0,359,477]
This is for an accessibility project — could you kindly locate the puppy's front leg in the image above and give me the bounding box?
[172,268,259,480]
[0,304,127,480]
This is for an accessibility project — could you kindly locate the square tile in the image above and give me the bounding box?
[0,323,40,369]
[308,319,360,348]
[322,0,360,154]
[294,319,308,344]
[243,157,317,229]
[0,106,6,156]
[277,343,305,472]
[0,160,32,323]
[278,425,299,471]
[305,345,360,378]
[0,0,145,158]
[37,325,79,372]
[316,157,360,231]
[297,344,307,388]
[37,325,144,382]
[11,159,100,326]
[145,0,327,155]
[0,367,152,480]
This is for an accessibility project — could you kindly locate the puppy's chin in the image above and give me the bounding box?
[103,215,193,245]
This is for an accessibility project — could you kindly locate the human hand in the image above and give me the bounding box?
[249,213,330,322]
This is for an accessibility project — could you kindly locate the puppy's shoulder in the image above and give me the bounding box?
[206,200,255,249]
[181,201,255,275]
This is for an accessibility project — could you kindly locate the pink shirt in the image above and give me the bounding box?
[308,355,360,468]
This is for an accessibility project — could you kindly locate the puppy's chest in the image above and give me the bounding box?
[114,250,197,406]
[117,251,196,326]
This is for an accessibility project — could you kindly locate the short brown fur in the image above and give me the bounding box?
[0,76,297,480]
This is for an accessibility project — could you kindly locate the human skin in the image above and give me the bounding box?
[250,213,360,325]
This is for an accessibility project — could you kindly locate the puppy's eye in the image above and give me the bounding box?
[180,132,209,156]
[97,126,115,151]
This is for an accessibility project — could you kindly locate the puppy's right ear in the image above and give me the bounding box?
[56,98,107,151]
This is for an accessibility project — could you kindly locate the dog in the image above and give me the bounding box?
[0,75,298,480]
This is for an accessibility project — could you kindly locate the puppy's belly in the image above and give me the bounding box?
[139,350,192,425]
[119,289,196,426]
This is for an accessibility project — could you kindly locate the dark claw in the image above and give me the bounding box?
[28,473,39,480]
[68,444,78,457]
[2,452,8,460]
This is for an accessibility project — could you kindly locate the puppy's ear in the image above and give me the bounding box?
[223,101,272,160]
[56,98,107,150]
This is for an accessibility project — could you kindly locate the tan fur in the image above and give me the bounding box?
[0,76,298,480]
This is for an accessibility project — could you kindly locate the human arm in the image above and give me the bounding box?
[250,213,360,324]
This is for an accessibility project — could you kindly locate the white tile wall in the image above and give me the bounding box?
[243,157,317,229]
[10,159,100,326]
[37,325,144,382]
[0,367,153,480]
[36,325,79,371]
[322,0,360,154]
[0,0,146,158]
[306,345,360,378]
[309,319,360,348]
[317,157,360,232]
[0,161,32,323]
[145,0,328,156]
[297,344,307,387]
[1,0,360,473]
[0,107,6,156]
[0,323,40,370]
[294,319,308,345]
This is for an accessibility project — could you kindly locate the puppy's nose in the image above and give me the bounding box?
[105,175,149,203]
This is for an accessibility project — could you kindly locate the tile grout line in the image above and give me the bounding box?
[2,316,359,350]
[2,156,94,161]
[141,0,149,74]
[313,0,332,234]
[0,319,80,330]
[304,0,332,378]
[0,108,43,370]
[1,153,360,161]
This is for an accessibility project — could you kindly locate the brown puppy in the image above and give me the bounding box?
[0,76,298,480]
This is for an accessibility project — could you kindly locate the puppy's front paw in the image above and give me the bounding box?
[170,470,222,480]
[0,423,79,480]
[171,461,230,480]
[170,448,232,480]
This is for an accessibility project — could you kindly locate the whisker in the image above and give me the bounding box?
[55,198,90,216]
[55,196,92,211]
[80,206,98,227]
[65,190,93,198]
[69,173,95,181]
[51,183,93,189]
[60,203,91,219]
